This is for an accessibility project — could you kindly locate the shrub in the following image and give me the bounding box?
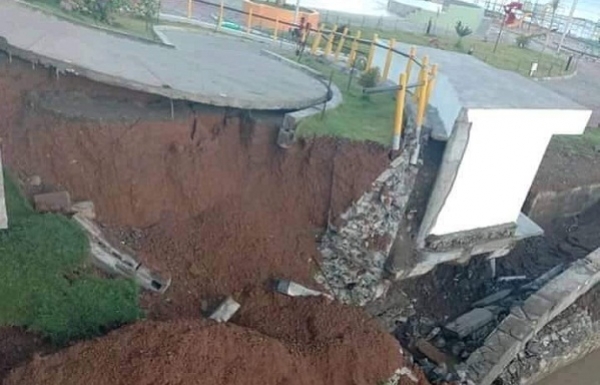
[132,0,160,27]
[70,0,131,23]
[359,67,381,88]
[516,34,532,48]
[454,21,473,49]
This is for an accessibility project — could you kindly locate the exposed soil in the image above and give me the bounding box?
[3,295,408,385]
[0,57,431,384]
[0,327,55,381]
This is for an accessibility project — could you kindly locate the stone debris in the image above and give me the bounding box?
[445,308,495,339]
[316,145,419,306]
[27,175,42,187]
[208,296,241,323]
[521,264,564,291]
[472,289,513,308]
[497,275,527,283]
[34,191,71,213]
[71,200,96,220]
[415,339,450,366]
[274,279,332,299]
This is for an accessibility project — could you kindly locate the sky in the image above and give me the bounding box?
[563,0,600,21]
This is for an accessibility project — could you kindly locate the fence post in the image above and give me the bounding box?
[393,72,408,151]
[365,33,378,72]
[382,38,396,81]
[347,30,361,67]
[324,24,337,57]
[311,25,323,54]
[334,27,348,61]
[187,0,193,18]
[405,46,416,82]
[424,64,438,107]
[246,8,253,34]
[217,0,224,29]
[273,17,279,40]
[414,55,429,103]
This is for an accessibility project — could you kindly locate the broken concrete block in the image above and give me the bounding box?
[209,297,240,323]
[71,201,96,219]
[415,339,450,366]
[472,289,512,308]
[34,191,71,213]
[275,279,325,298]
[27,175,42,187]
[445,308,494,338]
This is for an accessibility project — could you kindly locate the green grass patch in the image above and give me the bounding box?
[0,171,141,345]
[25,0,158,41]
[549,127,600,158]
[295,56,395,145]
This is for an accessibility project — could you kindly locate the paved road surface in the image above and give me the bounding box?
[0,1,327,110]
[539,348,600,385]
[539,60,600,128]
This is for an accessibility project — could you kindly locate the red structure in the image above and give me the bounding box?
[503,2,523,25]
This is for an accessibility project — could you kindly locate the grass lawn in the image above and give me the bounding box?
[407,4,485,34]
[550,127,600,158]
[0,172,141,345]
[295,56,395,145]
[25,0,158,41]
[318,25,570,79]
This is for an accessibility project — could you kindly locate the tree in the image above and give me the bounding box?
[549,0,560,30]
[132,0,160,29]
[454,21,473,49]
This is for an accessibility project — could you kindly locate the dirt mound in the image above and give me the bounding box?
[4,309,403,385]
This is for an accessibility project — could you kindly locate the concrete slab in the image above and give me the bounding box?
[0,1,328,111]
[0,149,6,230]
[515,213,545,240]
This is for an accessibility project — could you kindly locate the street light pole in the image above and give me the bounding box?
[557,0,579,53]
[294,0,300,23]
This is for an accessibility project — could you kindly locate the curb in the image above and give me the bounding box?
[16,0,174,49]
[532,69,578,82]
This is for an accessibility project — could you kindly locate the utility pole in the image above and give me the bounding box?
[557,0,578,53]
[294,0,300,23]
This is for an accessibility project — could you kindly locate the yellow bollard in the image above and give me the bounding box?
[334,27,348,61]
[217,0,224,29]
[324,24,337,57]
[413,56,429,103]
[424,64,438,107]
[273,18,279,40]
[365,33,378,72]
[411,57,430,165]
[405,46,416,83]
[382,38,396,81]
[392,72,408,151]
[187,0,193,18]
[311,25,323,55]
[347,30,362,68]
[246,9,253,34]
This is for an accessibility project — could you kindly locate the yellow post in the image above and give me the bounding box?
[311,25,323,55]
[424,64,438,106]
[217,0,224,29]
[187,0,193,18]
[324,24,337,57]
[411,55,430,165]
[365,33,378,72]
[273,18,279,40]
[347,30,362,68]
[246,9,253,34]
[392,72,407,151]
[413,56,429,103]
[405,46,416,83]
[334,27,348,61]
[382,38,396,81]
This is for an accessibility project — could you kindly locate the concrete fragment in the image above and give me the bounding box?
[398,367,418,383]
[415,339,450,365]
[445,308,494,338]
[472,289,512,308]
[71,201,96,219]
[34,191,71,213]
[209,297,241,323]
[275,279,328,298]
[0,153,6,230]
[28,175,42,186]
[521,264,564,291]
[497,275,527,282]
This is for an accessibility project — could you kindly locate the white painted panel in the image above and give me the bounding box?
[430,108,591,235]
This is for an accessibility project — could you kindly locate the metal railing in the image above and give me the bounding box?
[170,0,438,151]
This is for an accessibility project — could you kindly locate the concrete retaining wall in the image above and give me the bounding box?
[525,183,600,226]
[463,248,600,385]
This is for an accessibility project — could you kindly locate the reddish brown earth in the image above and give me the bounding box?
[0,58,432,384]
[4,295,409,385]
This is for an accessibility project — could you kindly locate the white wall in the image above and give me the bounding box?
[389,0,443,13]
[430,108,592,236]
